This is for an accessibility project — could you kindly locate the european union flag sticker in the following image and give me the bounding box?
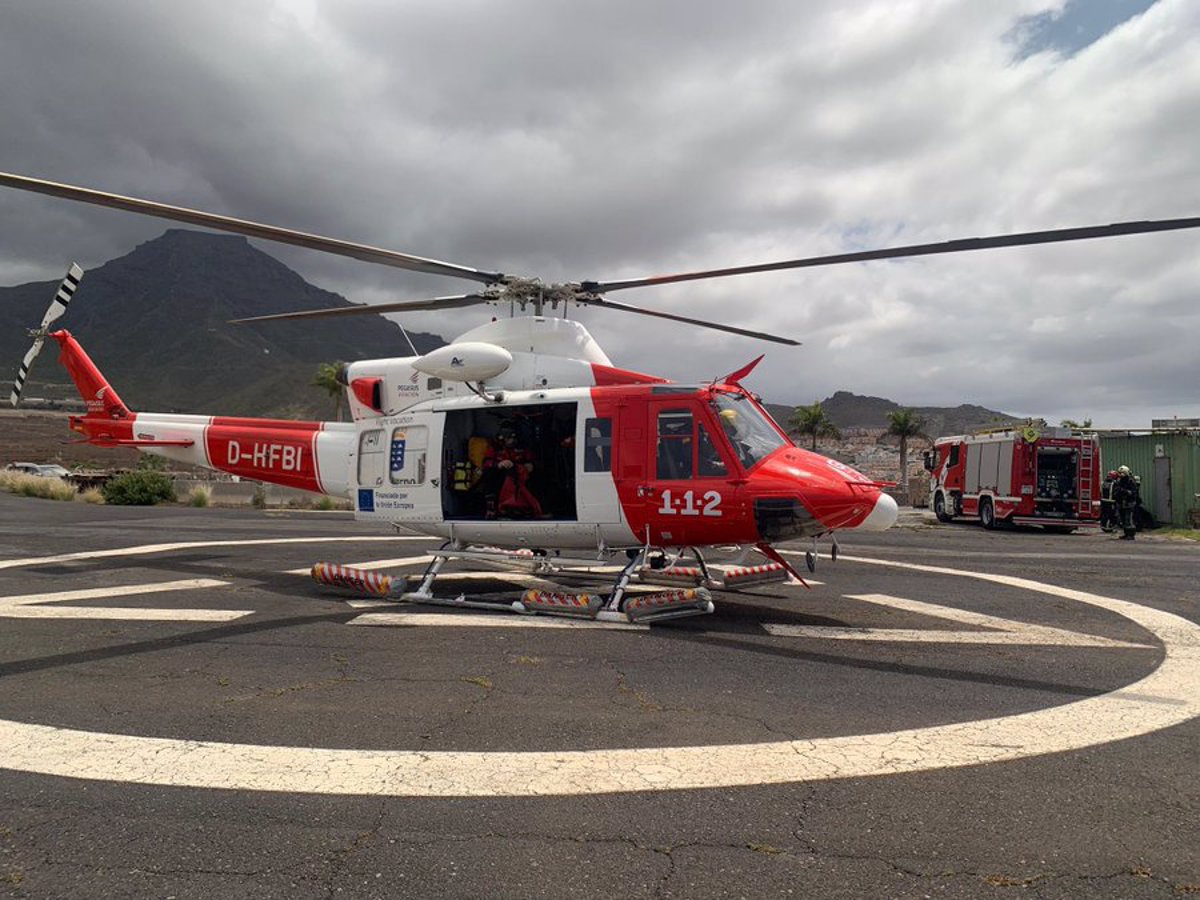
[357,488,375,513]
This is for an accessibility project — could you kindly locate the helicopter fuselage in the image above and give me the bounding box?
[52,323,897,551]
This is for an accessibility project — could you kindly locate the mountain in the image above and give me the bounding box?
[820,391,1021,436]
[763,391,1020,439]
[0,230,443,417]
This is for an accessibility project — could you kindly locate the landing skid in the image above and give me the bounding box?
[312,542,715,624]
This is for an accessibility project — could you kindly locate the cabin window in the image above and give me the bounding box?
[390,426,428,485]
[584,417,612,472]
[657,409,694,479]
[948,445,960,467]
[697,423,727,476]
[358,429,385,485]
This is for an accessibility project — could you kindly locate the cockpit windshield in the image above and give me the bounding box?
[712,392,788,470]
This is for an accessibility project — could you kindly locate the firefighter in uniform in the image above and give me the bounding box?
[1111,465,1140,540]
[1099,469,1120,532]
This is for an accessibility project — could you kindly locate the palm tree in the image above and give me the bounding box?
[886,408,927,491]
[312,361,347,421]
[789,402,841,450]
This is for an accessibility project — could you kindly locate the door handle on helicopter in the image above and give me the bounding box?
[636,484,658,497]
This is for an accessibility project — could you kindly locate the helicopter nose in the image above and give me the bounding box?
[851,491,899,531]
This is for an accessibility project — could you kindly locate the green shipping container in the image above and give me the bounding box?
[1098,432,1200,527]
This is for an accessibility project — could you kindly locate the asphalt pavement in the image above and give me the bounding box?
[0,492,1196,898]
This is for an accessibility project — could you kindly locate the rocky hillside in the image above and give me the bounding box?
[763,392,1019,440]
[0,230,443,418]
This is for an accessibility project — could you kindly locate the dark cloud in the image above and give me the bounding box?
[1,0,1197,427]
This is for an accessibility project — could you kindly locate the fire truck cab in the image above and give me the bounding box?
[923,427,1101,532]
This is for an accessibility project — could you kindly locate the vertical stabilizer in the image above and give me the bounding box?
[51,330,132,419]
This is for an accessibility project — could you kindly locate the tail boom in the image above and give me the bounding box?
[52,330,355,496]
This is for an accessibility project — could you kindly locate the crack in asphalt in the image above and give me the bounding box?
[4,810,1197,897]
[606,659,801,742]
[316,799,389,900]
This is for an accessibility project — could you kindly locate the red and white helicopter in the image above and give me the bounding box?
[4,171,1199,622]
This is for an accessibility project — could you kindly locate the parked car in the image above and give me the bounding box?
[4,462,73,479]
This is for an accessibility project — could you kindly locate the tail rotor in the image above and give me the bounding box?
[9,263,83,406]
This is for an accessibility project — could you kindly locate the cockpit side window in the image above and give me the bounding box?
[656,409,694,480]
[697,423,727,476]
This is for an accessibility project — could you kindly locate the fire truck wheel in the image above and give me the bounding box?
[933,493,953,523]
[980,498,996,530]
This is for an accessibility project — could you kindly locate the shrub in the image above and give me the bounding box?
[136,454,169,472]
[101,470,177,506]
[186,485,212,507]
[314,496,337,511]
[77,487,106,504]
[251,484,268,509]
[0,472,77,501]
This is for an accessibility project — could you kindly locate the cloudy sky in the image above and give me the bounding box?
[2,0,1197,427]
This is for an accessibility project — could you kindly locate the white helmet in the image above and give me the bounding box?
[1117,465,1131,475]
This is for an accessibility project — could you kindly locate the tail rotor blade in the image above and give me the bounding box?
[10,263,84,407]
[39,262,84,329]
[10,336,46,407]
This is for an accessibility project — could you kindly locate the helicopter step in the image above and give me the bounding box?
[613,587,715,623]
[712,562,790,589]
[635,561,789,591]
[519,589,604,618]
[310,562,395,596]
[636,565,706,588]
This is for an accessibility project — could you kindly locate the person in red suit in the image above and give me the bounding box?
[481,421,543,518]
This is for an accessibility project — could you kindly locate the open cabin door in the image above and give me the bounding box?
[354,420,441,524]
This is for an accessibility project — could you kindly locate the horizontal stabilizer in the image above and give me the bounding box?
[109,438,196,447]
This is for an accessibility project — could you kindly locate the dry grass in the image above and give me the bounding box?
[186,485,213,507]
[1159,527,1200,542]
[0,471,77,501]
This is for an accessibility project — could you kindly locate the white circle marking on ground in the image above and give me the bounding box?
[0,553,1196,796]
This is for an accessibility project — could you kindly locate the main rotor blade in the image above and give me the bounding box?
[230,293,489,324]
[584,296,800,345]
[0,171,504,285]
[584,217,1200,293]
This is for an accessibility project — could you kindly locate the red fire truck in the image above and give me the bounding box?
[923,427,1102,532]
